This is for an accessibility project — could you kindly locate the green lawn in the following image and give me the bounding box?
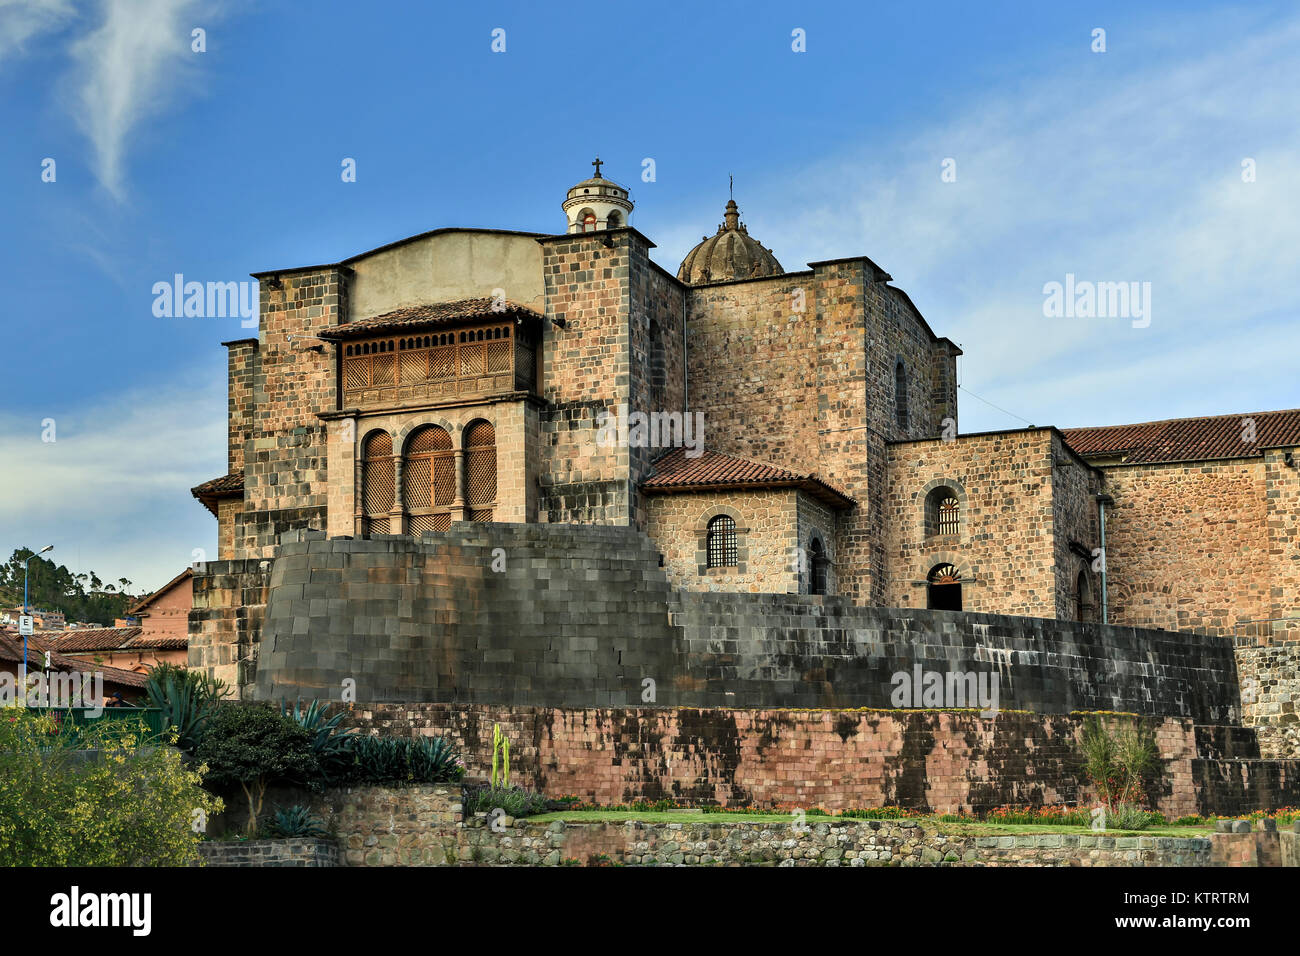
[523,809,1214,836]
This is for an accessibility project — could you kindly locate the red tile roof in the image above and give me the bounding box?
[0,631,148,689]
[192,471,243,516]
[642,448,855,509]
[1062,408,1300,465]
[317,297,545,341]
[51,627,143,652]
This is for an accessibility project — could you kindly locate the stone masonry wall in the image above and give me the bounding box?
[339,703,1296,819]
[644,489,800,593]
[885,430,1077,617]
[1234,628,1300,758]
[189,558,270,692]
[537,232,636,524]
[235,268,348,557]
[1099,458,1271,635]
[250,523,1241,720]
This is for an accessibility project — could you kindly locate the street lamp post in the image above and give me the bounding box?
[21,545,53,689]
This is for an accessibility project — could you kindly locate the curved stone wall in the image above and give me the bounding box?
[252,524,1241,722]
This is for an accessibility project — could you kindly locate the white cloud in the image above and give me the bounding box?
[0,0,76,63]
[651,12,1300,433]
[0,378,226,593]
[68,0,204,199]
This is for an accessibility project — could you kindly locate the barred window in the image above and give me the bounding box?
[706,515,737,569]
[925,486,961,537]
[464,419,496,522]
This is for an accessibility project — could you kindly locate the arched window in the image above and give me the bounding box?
[361,431,394,535]
[895,360,909,431]
[706,515,737,568]
[581,210,597,232]
[465,420,497,522]
[810,537,829,595]
[1076,567,1094,622]
[927,563,962,611]
[403,425,454,535]
[925,487,960,537]
[606,210,621,228]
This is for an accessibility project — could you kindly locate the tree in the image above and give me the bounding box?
[0,710,223,866]
[195,704,319,836]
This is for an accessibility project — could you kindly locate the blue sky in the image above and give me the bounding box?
[1,0,1297,591]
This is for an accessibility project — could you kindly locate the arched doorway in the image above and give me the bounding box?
[927,563,962,611]
[1076,567,1093,622]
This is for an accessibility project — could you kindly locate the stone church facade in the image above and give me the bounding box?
[191,165,1300,655]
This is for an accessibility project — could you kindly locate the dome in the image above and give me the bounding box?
[677,199,783,284]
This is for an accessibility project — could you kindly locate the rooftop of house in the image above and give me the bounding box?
[642,447,855,509]
[1062,408,1300,465]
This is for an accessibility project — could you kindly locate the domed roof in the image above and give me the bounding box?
[677,199,783,284]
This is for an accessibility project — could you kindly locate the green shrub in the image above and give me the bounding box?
[145,662,229,753]
[280,698,357,783]
[1078,716,1158,811]
[463,783,549,817]
[264,804,328,838]
[1106,803,1161,831]
[194,703,319,836]
[0,708,222,865]
[346,734,464,785]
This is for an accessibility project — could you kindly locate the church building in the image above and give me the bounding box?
[192,163,1300,643]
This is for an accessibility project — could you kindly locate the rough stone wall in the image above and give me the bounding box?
[188,559,270,692]
[1263,447,1300,616]
[643,490,800,593]
[224,338,258,475]
[883,430,1059,616]
[235,268,348,557]
[250,524,1242,720]
[628,254,688,529]
[198,838,338,867]
[796,493,838,596]
[537,232,638,524]
[216,498,240,561]
[1099,458,1270,635]
[1235,628,1300,758]
[343,703,1300,819]
[1050,432,1105,620]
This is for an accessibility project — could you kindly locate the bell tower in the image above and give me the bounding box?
[562,157,634,233]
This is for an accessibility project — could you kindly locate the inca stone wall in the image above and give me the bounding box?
[189,558,270,692]
[1235,627,1300,758]
[248,524,1241,720]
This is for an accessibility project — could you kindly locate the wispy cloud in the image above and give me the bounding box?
[653,12,1300,432]
[0,378,226,592]
[0,0,76,63]
[68,0,205,199]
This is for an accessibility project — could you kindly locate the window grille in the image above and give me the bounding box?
[706,515,738,568]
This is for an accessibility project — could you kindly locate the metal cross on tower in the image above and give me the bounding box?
[592,156,603,178]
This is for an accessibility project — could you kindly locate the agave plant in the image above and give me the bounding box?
[280,698,358,782]
[145,662,230,753]
[264,804,328,838]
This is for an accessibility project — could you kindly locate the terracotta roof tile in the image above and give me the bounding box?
[51,627,143,653]
[642,448,854,509]
[0,631,148,689]
[318,298,545,341]
[192,471,243,516]
[1063,408,1300,465]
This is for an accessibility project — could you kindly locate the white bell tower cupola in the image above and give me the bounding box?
[562,157,634,234]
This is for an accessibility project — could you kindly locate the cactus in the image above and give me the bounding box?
[491,723,511,789]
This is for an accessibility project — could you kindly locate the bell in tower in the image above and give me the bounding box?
[562,157,635,234]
